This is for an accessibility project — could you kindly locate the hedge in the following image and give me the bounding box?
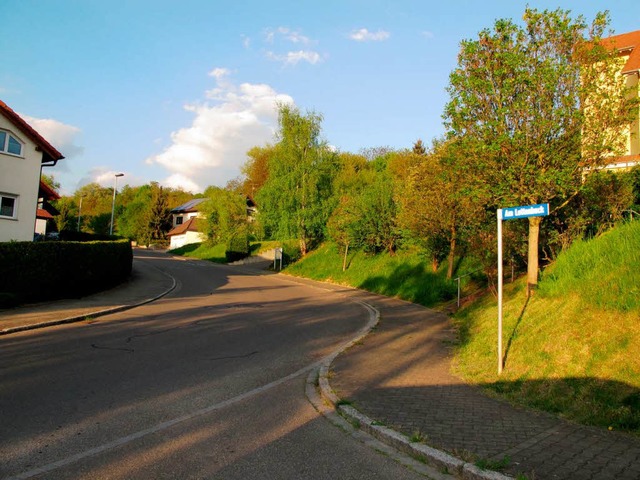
[0,240,132,307]
[225,229,250,263]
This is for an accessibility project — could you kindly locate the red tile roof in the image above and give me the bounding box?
[602,29,640,74]
[167,217,201,237]
[36,208,54,220]
[0,100,65,163]
[39,180,60,201]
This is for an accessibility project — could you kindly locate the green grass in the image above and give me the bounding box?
[454,221,640,433]
[285,242,461,308]
[168,242,227,263]
[540,220,640,311]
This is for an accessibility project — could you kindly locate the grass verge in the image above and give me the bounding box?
[453,221,640,433]
[284,242,464,308]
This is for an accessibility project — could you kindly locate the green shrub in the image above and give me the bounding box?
[225,229,250,263]
[0,240,132,307]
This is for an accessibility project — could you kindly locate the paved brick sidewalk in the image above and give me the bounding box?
[325,289,640,480]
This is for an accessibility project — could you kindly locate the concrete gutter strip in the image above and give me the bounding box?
[315,297,514,480]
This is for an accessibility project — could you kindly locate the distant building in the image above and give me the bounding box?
[0,100,64,242]
[167,198,207,249]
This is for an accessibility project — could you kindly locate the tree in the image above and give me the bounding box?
[241,145,276,199]
[412,139,426,156]
[443,8,637,295]
[200,186,247,245]
[256,104,336,255]
[400,139,484,278]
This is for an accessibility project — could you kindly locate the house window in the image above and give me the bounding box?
[0,194,18,219]
[0,130,23,156]
[176,216,183,225]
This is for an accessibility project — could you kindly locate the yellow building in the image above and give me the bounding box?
[601,29,640,170]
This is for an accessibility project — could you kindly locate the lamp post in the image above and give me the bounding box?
[77,195,83,232]
[109,173,124,235]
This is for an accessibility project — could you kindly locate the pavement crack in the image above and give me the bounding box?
[91,344,134,353]
[209,350,258,361]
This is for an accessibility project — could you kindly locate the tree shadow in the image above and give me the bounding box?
[359,262,456,308]
[502,295,530,369]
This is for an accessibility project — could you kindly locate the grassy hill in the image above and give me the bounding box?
[453,220,640,433]
[284,242,470,307]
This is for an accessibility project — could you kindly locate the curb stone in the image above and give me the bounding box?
[316,298,514,480]
[0,264,177,336]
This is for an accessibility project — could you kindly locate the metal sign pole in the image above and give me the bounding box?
[496,203,548,375]
[497,209,503,375]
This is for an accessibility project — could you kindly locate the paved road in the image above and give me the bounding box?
[0,252,437,479]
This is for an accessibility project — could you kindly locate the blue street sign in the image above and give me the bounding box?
[500,203,549,221]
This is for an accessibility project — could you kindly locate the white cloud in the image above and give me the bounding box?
[146,71,294,192]
[421,30,435,39]
[349,28,390,42]
[162,173,201,193]
[241,34,251,49]
[266,50,323,66]
[20,114,84,158]
[209,67,231,79]
[77,167,143,190]
[265,27,311,45]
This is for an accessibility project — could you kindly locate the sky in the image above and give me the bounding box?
[2,0,639,195]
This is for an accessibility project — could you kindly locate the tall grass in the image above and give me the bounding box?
[454,221,640,433]
[285,242,458,307]
[540,220,640,311]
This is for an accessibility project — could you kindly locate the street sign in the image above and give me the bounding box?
[500,203,548,221]
[496,203,549,375]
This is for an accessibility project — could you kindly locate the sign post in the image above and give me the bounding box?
[496,203,548,375]
[274,247,283,271]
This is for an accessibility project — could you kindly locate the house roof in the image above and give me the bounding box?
[0,100,65,163]
[602,29,640,74]
[36,208,55,220]
[167,217,201,237]
[171,198,207,214]
[39,180,60,201]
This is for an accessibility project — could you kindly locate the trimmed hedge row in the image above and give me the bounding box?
[0,240,132,307]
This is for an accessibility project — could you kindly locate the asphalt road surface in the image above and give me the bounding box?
[1,251,434,479]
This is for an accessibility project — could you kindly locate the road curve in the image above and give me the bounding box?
[0,252,438,480]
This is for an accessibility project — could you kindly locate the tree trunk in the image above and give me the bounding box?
[447,226,456,280]
[342,242,349,272]
[300,237,307,257]
[431,257,439,272]
[527,216,542,297]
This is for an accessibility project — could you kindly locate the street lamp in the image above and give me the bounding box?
[77,195,83,232]
[109,173,124,235]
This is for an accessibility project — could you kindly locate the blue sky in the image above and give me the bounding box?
[2,0,638,194]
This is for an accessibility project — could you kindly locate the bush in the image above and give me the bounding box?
[225,229,250,263]
[0,240,132,307]
[59,230,119,242]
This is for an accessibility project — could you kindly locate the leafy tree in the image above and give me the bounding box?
[241,145,276,199]
[53,197,76,232]
[400,140,484,278]
[353,171,400,254]
[256,104,337,255]
[443,7,637,295]
[200,186,247,245]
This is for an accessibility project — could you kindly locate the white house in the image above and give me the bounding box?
[167,198,207,249]
[0,100,64,242]
[35,180,61,236]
